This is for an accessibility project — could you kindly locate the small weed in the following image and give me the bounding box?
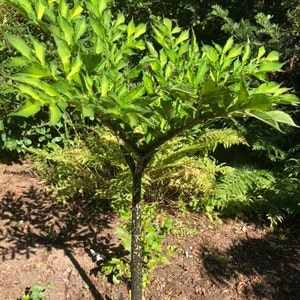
[101,204,175,287]
[21,283,52,300]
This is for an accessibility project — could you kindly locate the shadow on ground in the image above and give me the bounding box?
[200,228,300,300]
[0,185,126,300]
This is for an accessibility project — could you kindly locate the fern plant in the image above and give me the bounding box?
[145,127,247,207]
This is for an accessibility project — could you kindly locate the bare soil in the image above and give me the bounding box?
[0,159,299,300]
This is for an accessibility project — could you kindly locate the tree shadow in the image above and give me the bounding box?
[0,185,127,300]
[200,229,300,299]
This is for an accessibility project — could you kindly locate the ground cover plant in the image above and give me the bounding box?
[0,0,299,299]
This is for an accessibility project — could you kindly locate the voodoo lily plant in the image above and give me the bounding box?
[0,0,298,299]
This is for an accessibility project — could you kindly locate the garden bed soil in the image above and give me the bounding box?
[0,159,299,299]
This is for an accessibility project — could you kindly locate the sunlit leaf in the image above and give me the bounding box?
[258,61,284,72]
[5,34,34,61]
[9,100,42,118]
[35,0,46,20]
[49,104,61,125]
[127,19,135,37]
[134,23,146,38]
[175,30,189,45]
[31,37,46,66]
[222,36,234,54]
[265,51,279,62]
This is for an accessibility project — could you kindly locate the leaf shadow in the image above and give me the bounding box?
[0,185,127,300]
[200,230,300,300]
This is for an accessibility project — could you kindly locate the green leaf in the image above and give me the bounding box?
[69,2,83,20]
[82,105,94,118]
[143,74,154,94]
[49,104,61,125]
[5,57,30,67]
[58,15,74,45]
[244,94,273,110]
[54,36,71,72]
[227,46,242,59]
[115,13,125,27]
[67,54,83,81]
[258,61,284,72]
[278,93,299,105]
[18,84,42,101]
[21,65,51,78]
[127,19,135,37]
[246,110,298,131]
[222,36,234,54]
[171,85,197,102]
[101,75,110,96]
[9,75,59,97]
[59,0,69,18]
[9,100,42,118]
[175,30,189,45]
[242,43,251,63]
[5,34,34,61]
[134,23,146,38]
[255,82,281,94]
[146,41,158,57]
[35,0,46,20]
[74,19,87,42]
[257,46,266,59]
[121,85,145,105]
[265,51,279,62]
[31,37,46,66]
[99,0,108,14]
[203,45,218,62]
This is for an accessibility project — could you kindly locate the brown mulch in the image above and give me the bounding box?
[0,159,299,300]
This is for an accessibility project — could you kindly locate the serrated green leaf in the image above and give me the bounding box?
[67,54,83,81]
[69,3,83,20]
[74,19,87,42]
[143,74,154,94]
[203,45,218,62]
[245,94,273,110]
[21,65,51,78]
[277,93,299,105]
[54,36,71,72]
[5,57,30,67]
[59,0,68,18]
[165,49,177,63]
[5,34,33,61]
[58,15,73,45]
[246,110,298,131]
[9,75,59,97]
[121,85,145,105]
[175,30,189,45]
[134,23,146,38]
[115,13,125,27]
[31,37,46,66]
[255,82,281,94]
[127,19,135,37]
[18,84,41,101]
[265,51,279,62]
[258,61,284,72]
[242,43,251,63]
[227,46,242,59]
[223,36,234,54]
[9,100,42,118]
[99,0,108,14]
[35,0,46,20]
[257,46,266,59]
